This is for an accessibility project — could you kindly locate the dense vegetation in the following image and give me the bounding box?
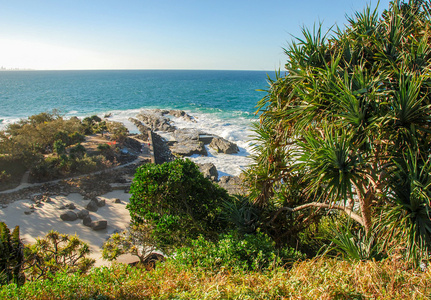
[244,0,431,265]
[1,0,431,298]
[0,111,129,188]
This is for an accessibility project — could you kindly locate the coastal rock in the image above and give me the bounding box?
[60,211,78,221]
[152,132,175,164]
[129,118,151,140]
[209,137,239,154]
[91,220,108,231]
[169,140,207,157]
[173,129,199,142]
[198,163,218,181]
[83,215,92,226]
[77,209,89,219]
[136,112,176,132]
[218,176,247,195]
[86,200,99,212]
[167,110,195,122]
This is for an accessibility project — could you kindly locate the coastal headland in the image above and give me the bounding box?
[0,109,247,265]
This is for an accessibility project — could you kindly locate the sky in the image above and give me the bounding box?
[0,0,392,71]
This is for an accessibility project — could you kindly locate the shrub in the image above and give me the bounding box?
[23,231,95,280]
[69,143,86,159]
[106,121,128,144]
[0,223,24,286]
[128,159,232,251]
[174,231,305,272]
[102,223,160,265]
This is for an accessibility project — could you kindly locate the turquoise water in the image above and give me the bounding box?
[0,70,271,176]
[0,70,269,121]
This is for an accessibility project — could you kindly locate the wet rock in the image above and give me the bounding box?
[60,211,78,221]
[209,137,239,154]
[169,140,207,157]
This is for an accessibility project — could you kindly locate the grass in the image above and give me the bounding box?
[1,257,430,299]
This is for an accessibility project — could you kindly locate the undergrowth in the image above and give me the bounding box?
[1,257,430,299]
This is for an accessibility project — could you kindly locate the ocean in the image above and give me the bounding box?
[0,70,272,177]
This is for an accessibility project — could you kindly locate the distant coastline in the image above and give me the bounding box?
[0,66,34,71]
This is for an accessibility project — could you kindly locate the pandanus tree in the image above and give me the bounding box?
[246,0,431,261]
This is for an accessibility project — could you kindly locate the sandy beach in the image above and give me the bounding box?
[0,190,135,266]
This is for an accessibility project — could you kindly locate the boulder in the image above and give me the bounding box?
[96,199,106,207]
[218,176,247,195]
[66,203,76,210]
[91,220,108,231]
[60,211,78,221]
[83,215,92,226]
[169,141,207,157]
[198,163,218,181]
[77,209,89,219]
[113,198,122,204]
[209,137,239,154]
[86,200,99,212]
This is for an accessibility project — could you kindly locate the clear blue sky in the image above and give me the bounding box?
[0,0,392,70]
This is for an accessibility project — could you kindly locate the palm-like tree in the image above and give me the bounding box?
[246,0,431,262]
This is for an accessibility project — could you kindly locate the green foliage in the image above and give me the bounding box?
[97,143,111,151]
[106,121,128,144]
[23,231,95,280]
[102,223,158,263]
[0,223,24,286]
[246,0,431,259]
[82,115,105,135]
[53,140,66,155]
[128,159,231,251]
[69,143,86,159]
[328,223,386,261]
[222,195,261,234]
[1,258,430,299]
[174,231,306,272]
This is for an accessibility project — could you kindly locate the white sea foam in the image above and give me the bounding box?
[0,108,257,178]
[105,108,256,177]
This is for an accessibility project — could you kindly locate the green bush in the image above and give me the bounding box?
[174,231,305,272]
[0,222,24,286]
[128,159,232,251]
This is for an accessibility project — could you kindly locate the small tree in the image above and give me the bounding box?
[103,223,161,265]
[24,231,94,280]
[246,0,431,263]
[128,159,231,251]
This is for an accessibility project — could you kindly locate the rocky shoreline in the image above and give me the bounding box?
[0,109,247,205]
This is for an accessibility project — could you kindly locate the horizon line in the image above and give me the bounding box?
[0,68,277,72]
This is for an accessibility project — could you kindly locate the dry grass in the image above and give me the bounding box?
[2,257,430,299]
